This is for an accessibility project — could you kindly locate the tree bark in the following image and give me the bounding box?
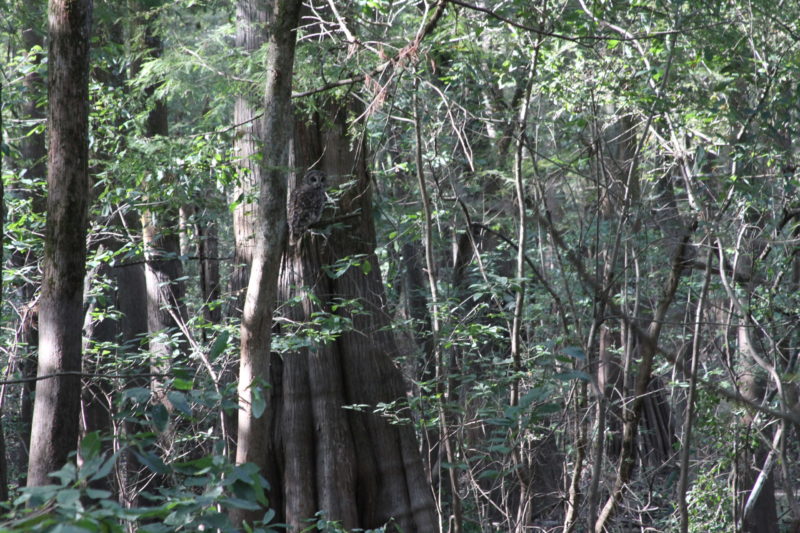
[136,27,187,369]
[232,0,301,526]
[270,101,437,532]
[223,0,270,458]
[27,0,92,487]
[12,24,47,481]
[115,258,150,506]
[196,207,221,326]
[229,0,269,317]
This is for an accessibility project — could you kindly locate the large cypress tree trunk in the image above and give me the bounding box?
[27,0,92,487]
[273,101,437,532]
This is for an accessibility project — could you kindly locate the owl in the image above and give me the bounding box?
[288,169,327,245]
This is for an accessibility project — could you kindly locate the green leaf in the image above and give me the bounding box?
[172,377,194,391]
[122,387,151,404]
[561,346,586,360]
[209,331,230,360]
[167,391,192,416]
[55,488,81,506]
[90,452,121,482]
[220,497,262,511]
[252,387,266,419]
[86,488,113,500]
[555,370,591,382]
[133,450,169,475]
[80,431,102,459]
[50,525,94,533]
[150,403,169,432]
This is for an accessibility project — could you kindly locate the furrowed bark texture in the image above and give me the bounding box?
[271,102,436,532]
[233,0,301,526]
[223,0,270,457]
[27,0,92,487]
[230,0,269,315]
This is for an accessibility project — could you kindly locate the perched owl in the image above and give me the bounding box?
[288,169,327,245]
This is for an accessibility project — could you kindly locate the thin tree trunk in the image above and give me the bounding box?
[0,67,9,503]
[116,258,150,506]
[80,260,115,494]
[196,207,221,326]
[27,0,92,487]
[136,27,187,370]
[678,248,713,532]
[509,62,536,532]
[594,231,692,531]
[413,79,460,533]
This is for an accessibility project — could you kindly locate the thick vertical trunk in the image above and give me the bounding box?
[142,197,186,362]
[117,258,150,506]
[221,0,270,459]
[277,232,358,531]
[273,102,437,532]
[233,0,301,526]
[229,0,269,316]
[11,24,48,479]
[80,262,115,493]
[27,0,92,487]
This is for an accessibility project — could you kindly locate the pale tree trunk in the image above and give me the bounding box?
[271,101,437,532]
[223,0,269,457]
[12,24,47,479]
[737,368,779,533]
[137,30,188,369]
[718,237,780,533]
[229,0,269,316]
[232,0,300,526]
[27,0,92,487]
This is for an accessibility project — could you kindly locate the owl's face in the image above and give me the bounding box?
[305,170,326,189]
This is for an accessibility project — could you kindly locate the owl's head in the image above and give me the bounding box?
[305,169,327,188]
